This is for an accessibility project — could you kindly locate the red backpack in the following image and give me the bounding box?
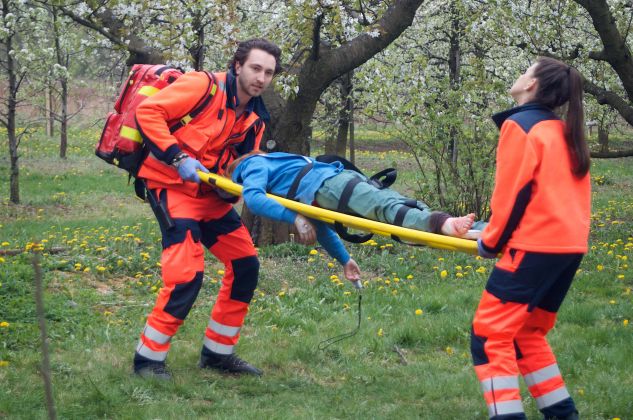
[96,64,216,176]
[96,64,184,174]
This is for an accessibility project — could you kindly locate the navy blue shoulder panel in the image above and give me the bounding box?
[491,103,559,132]
[508,108,559,133]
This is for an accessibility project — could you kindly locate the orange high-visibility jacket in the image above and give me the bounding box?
[136,71,266,196]
[480,103,591,255]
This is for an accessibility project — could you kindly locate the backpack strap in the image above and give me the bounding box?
[168,72,218,134]
[369,168,397,189]
[286,160,314,200]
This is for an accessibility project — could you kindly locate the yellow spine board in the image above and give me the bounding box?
[198,171,478,255]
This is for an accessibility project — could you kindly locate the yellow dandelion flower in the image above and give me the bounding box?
[103,311,112,316]
[617,275,624,280]
[217,269,225,275]
[151,286,157,292]
[445,347,454,355]
[309,249,318,255]
[406,274,414,279]
[327,262,334,268]
[1,242,9,247]
[609,300,616,304]
[577,388,584,396]
[456,273,464,278]
[278,291,286,297]
[307,276,315,281]
[330,275,338,280]
[83,267,90,272]
[440,270,448,279]
[455,265,463,271]
[476,267,486,274]
[438,257,444,262]
[0,361,9,367]
[377,328,383,337]
[0,257,4,263]
[96,266,106,272]
[343,303,350,310]
[597,265,604,271]
[0,321,9,327]
[415,309,423,316]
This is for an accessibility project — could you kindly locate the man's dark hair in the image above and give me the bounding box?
[229,38,282,75]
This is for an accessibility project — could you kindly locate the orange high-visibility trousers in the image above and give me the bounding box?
[135,188,259,366]
[471,250,582,420]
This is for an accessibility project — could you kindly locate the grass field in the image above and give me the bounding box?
[0,129,632,419]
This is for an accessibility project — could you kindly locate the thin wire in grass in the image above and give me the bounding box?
[318,292,362,350]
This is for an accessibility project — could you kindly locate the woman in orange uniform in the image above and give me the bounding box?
[471,57,591,420]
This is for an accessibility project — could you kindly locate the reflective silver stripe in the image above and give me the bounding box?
[135,340,168,361]
[524,363,561,388]
[487,400,524,417]
[535,387,570,409]
[203,336,233,355]
[208,319,241,337]
[480,375,520,393]
[143,323,171,345]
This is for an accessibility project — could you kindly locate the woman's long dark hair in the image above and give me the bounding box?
[532,57,590,177]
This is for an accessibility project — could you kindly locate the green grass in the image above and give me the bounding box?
[1,131,632,419]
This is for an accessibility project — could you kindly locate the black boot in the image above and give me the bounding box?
[199,351,262,376]
[543,410,579,420]
[134,362,172,380]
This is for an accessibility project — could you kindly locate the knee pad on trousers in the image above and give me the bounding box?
[164,272,204,320]
[229,255,259,303]
[471,327,489,365]
[162,219,201,249]
[200,209,243,249]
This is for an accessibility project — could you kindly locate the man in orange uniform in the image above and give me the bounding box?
[132,39,282,379]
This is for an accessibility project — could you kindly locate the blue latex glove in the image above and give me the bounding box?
[477,238,497,259]
[177,157,209,183]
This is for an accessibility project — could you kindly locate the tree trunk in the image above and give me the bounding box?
[574,0,633,127]
[590,149,633,158]
[45,84,54,137]
[3,0,20,204]
[268,0,425,155]
[334,73,353,157]
[52,11,68,159]
[243,0,425,245]
[349,96,356,165]
[598,125,609,153]
[59,77,68,159]
[447,0,461,165]
[59,5,164,66]
[189,12,205,71]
